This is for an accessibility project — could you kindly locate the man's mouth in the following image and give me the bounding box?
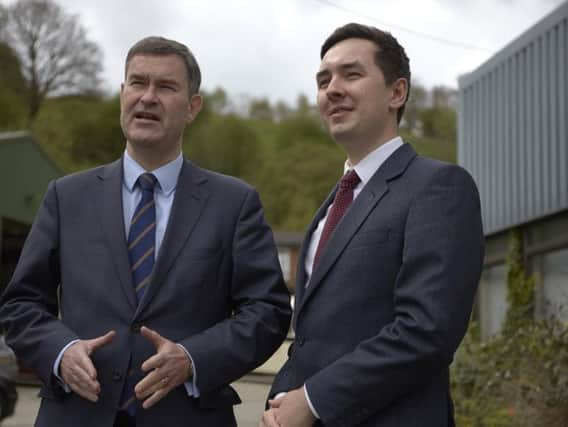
[134,112,160,121]
[329,106,353,117]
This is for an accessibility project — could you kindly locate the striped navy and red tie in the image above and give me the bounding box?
[120,172,157,415]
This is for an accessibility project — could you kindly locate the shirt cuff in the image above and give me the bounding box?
[304,384,320,419]
[177,343,199,398]
[273,392,287,401]
[53,339,80,393]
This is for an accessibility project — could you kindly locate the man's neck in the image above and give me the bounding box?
[126,143,182,171]
[343,130,399,166]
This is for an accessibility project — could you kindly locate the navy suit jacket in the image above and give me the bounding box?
[270,144,484,427]
[0,158,291,427]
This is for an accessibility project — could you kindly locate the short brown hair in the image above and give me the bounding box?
[125,36,201,96]
[321,23,411,124]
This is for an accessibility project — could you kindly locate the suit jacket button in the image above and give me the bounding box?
[112,371,123,382]
[131,322,141,333]
[297,337,305,346]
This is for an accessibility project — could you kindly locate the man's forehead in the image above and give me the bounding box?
[126,54,184,73]
[319,38,377,70]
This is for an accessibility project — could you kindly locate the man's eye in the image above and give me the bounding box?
[347,72,361,79]
[317,80,329,89]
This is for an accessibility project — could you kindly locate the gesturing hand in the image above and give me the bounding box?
[135,326,193,409]
[60,331,116,402]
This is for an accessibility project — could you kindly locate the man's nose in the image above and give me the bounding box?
[140,86,158,104]
[326,77,344,100]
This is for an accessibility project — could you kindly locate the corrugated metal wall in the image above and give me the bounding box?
[458,2,568,235]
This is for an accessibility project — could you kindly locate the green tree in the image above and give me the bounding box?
[1,0,103,122]
[420,107,457,143]
[67,96,124,167]
[249,98,274,121]
[0,42,27,130]
[184,113,263,182]
[257,143,344,230]
[400,82,427,133]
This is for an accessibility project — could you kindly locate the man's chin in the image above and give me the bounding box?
[126,132,162,147]
[329,124,354,141]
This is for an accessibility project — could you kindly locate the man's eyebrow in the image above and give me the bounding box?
[316,60,365,80]
[126,73,147,81]
[155,77,180,86]
[339,60,364,70]
[316,69,330,81]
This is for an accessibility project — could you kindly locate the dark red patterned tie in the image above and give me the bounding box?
[313,169,361,268]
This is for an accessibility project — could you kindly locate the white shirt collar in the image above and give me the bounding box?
[343,136,404,185]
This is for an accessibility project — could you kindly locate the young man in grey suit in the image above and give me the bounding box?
[262,24,484,427]
[0,36,291,427]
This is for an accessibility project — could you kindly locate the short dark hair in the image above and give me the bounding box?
[321,23,411,124]
[125,36,201,96]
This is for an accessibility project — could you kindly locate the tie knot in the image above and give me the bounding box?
[339,169,360,190]
[137,173,157,191]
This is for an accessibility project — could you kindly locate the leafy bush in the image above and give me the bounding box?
[452,320,568,426]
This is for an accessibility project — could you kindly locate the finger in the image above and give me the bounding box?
[62,345,99,382]
[134,369,165,399]
[140,351,163,373]
[262,410,280,427]
[76,351,99,381]
[71,362,100,392]
[140,326,165,350]
[268,398,282,408]
[87,330,116,354]
[141,387,168,409]
[63,360,101,400]
[69,382,99,402]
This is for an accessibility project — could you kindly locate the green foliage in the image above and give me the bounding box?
[504,229,535,332]
[452,228,563,426]
[67,96,123,167]
[256,143,344,231]
[274,114,332,150]
[0,42,27,130]
[184,113,263,182]
[31,95,123,172]
[3,0,104,121]
[249,98,274,121]
[403,130,456,163]
[0,84,27,131]
[420,107,456,143]
[0,42,27,95]
[31,98,77,171]
[452,320,568,427]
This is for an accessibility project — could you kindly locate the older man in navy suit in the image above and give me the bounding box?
[0,36,291,427]
[262,24,484,427]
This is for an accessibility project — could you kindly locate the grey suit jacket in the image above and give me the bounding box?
[0,158,291,427]
[270,143,484,427]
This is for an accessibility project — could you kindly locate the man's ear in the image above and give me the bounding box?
[187,94,203,123]
[119,83,125,107]
[389,77,408,110]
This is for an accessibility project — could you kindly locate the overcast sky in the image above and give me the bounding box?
[3,0,566,105]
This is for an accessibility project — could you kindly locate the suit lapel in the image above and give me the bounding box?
[296,143,417,315]
[294,186,337,311]
[96,158,137,311]
[136,160,209,315]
